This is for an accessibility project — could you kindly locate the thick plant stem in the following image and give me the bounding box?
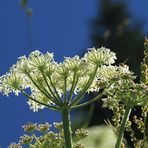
[115,105,132,148]
[61,106,73,148]
[143,115,148,147]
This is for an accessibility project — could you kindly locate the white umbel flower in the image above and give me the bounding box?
[0,48,118,111]
[98,66,117,81]
[84,47,116,66]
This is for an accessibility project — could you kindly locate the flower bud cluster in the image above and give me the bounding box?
[125,121,132,132]
[22,122,51,133]
[141,104,148,117]
[133,139,144,148]
[74,128,89,142]
[73,142,85,148]
[103,97,125,130]
[104,68,147,107]
[38,122,51,133]
[22,123,37,132]
[8,122,89,148]
[125,120,144,148]
[8,142,22,148]
[53,122,63,130]
[133,116,145,133]
[113,105,125,130]
[19,135,33,145]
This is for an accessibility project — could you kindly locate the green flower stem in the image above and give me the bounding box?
[71,65,99,106]
[143,115,148,147]
[61,106,72,148]
[32,133,41,145]
[27,73,59,105]
[64,77,67,103]
[18,87,59,110]
[83,104,95,128]
[47,75,62,100]
[71,92,104,109]
[68,71,78,102]
[41,71,62,105]
[115,105,132,148]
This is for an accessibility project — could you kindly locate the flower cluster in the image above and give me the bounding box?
[103,65,148,107]
[22,122,51,133]
[102,39,148,148]
[8,143,22,148]
[74,128,89,142]
[0,47,117,111]
[8,122,88,148]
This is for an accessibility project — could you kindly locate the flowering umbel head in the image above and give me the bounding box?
[84,47,116,65]
[0,48,117,111]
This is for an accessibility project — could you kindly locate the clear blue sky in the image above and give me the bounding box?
[0,0,147,147]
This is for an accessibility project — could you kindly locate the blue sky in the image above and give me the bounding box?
[0,0,148,147]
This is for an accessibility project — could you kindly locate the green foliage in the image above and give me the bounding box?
[102,39,148,147]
